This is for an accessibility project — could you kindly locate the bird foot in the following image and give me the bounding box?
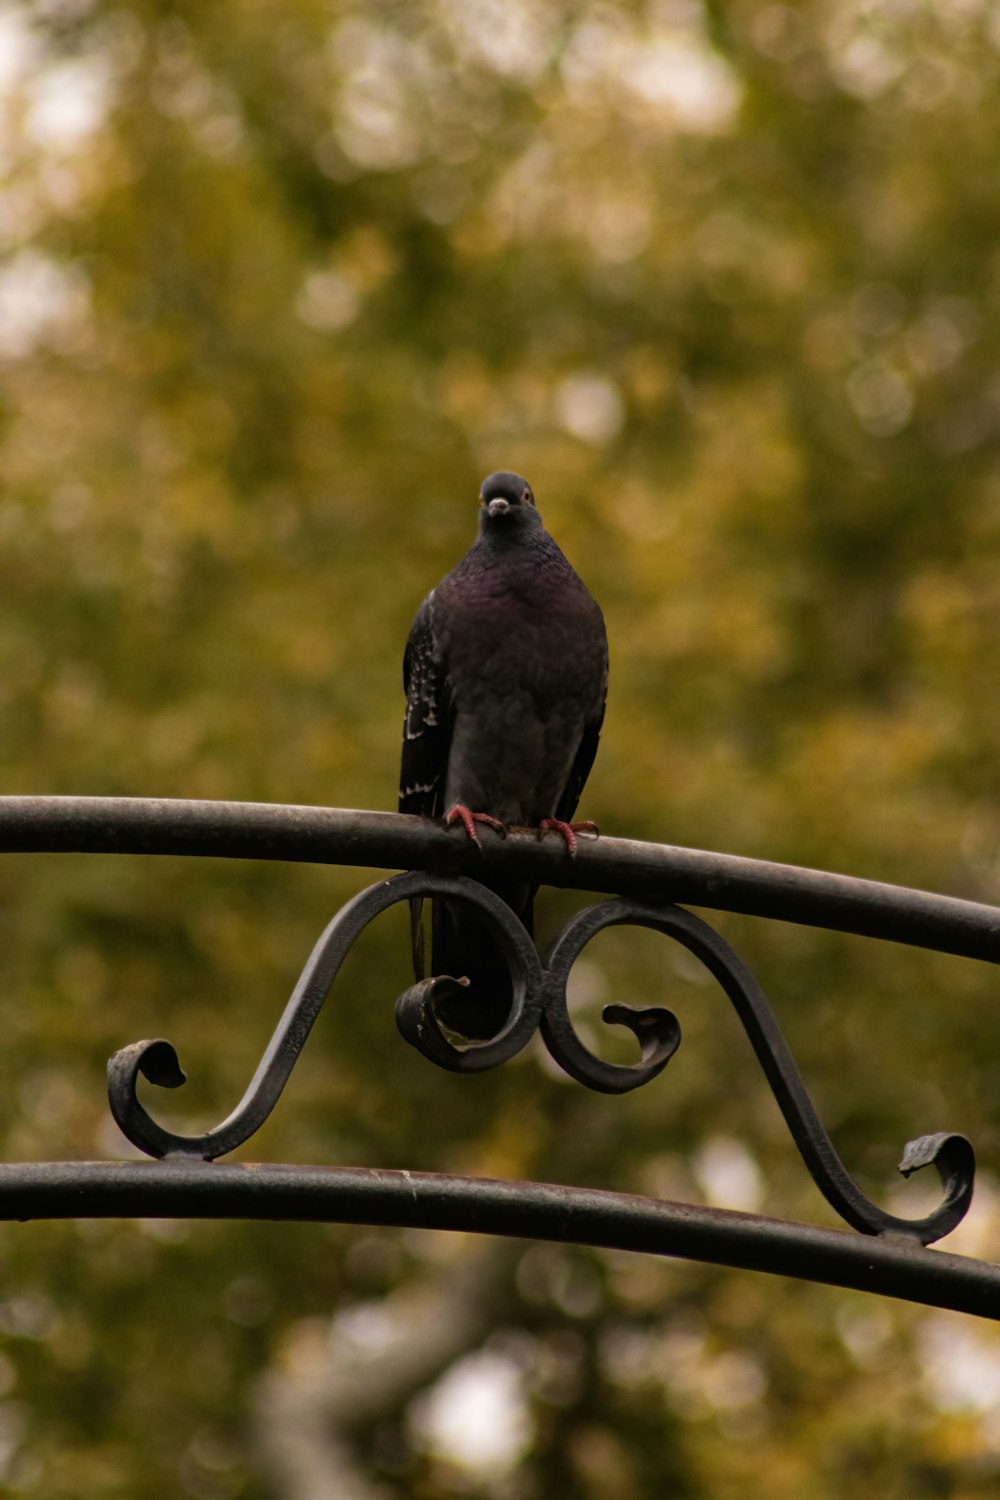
[444,805,508,850]
[537,819,599,857]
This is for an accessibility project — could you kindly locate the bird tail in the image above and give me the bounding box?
[426,881,534,1042]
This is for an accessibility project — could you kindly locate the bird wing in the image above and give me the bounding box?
[555,718,602,824]
[400,592,455,983]
[399,590,453,819]
[555,632,608,824]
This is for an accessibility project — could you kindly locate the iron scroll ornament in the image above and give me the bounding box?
[107,870,974,1247]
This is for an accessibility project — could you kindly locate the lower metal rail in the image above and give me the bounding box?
[1,1161,997,1320]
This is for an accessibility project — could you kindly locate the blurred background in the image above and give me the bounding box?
[2,0,1000,1493]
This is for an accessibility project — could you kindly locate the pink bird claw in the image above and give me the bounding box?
[537,818,600,857]
[445,805,508,850]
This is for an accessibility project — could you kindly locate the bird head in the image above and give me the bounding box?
[478,472,539,527]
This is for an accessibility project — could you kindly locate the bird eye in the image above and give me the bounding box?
[522,488,532,504]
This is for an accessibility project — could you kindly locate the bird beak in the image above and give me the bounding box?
[487,498,511,517]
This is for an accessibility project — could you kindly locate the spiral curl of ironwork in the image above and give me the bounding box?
[108,871,974,1245]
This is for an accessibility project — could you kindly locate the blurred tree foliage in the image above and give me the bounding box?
[1,0,1000,1494]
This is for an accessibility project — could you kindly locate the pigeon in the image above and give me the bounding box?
[399,470,608,1037]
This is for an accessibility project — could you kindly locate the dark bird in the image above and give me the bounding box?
[399,470,608,1037]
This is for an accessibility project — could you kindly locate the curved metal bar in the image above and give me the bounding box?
[564,899,973,1245]
[0,1160,997,1321]
[108,873,976,1243]
[2,796,999,963]
[394,882,543,1072]
[540,901,683,1093]
[109,872,541,1159]
[400,890,973,1244]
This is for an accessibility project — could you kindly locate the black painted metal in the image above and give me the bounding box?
[0,796,997,1316]
[1,1161,997,1321]
[105,871,976,1245]
[1,795,998,960]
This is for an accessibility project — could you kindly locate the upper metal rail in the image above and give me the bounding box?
[0,796,997,1318]
[2,796,998,961]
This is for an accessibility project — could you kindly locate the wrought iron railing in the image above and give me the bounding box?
[1,795,998,1319]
